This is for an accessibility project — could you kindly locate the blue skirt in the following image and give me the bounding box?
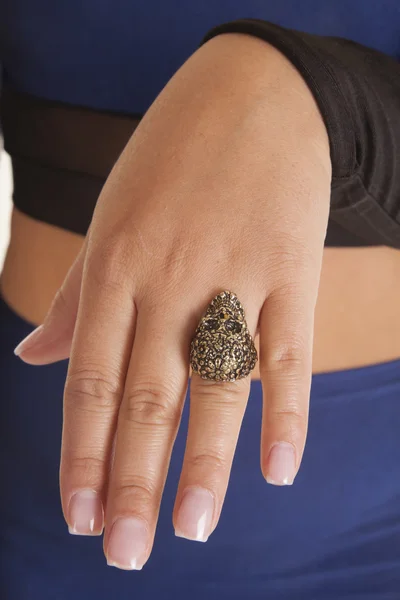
[1,294,400,599]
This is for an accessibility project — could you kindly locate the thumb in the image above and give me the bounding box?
[14,242,86,365]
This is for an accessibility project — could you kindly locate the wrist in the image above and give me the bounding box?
[197,32,331,176]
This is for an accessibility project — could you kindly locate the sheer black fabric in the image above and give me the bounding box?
[3,29,400,250]
[1,85,139,235]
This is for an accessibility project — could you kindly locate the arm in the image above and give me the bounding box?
[201,19,400,248]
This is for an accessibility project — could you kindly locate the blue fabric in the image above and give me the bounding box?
[1,294,400,598]
[0,1,399,115]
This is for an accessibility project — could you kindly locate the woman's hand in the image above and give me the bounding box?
[14,33,331,569]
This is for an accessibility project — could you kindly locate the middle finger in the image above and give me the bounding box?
[173,290,259,542]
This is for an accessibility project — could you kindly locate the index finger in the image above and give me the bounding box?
[60,247,136,535]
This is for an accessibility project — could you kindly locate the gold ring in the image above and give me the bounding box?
[190,290,257,382]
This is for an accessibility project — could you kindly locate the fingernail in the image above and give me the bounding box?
[68,489,104,535]
[106,517,148,570]
[14,325,44,356]
[265,442,297,485]
[175,487,214,542]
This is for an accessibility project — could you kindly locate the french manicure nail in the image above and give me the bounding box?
[68,489,104,535]
[266,442,297,485]
[175,487,214,542]
[106,517,148,570]
[14,325,44,356]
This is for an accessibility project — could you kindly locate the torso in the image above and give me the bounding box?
[2,208,399,378]
[1,1,399,115]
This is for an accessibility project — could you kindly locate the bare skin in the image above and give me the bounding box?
[3,33,400,569]
[2,208,400,377]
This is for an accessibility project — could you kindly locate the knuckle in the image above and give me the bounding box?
[160,238,194,279]
[188,451,227,473]
[192,377,248,400]
[122,386,181,427]
[272,404,307,425]
[64,455,107,483]
[263,342,308,375]
[266,246,302,271]
[65,367,123,413]
[265,239,319,285]
[267,235,306,264]
[87,235,133,291]
[113,478,155,506]
[269,404,308,440]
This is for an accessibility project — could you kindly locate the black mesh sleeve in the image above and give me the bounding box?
[200,19,400,248]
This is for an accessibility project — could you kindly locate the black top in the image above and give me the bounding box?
[1,18,400,247]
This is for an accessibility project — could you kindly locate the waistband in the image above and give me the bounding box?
[310,356,400,398]
[1,82,369,246]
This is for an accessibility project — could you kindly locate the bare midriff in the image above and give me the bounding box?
[1,207,400,377]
